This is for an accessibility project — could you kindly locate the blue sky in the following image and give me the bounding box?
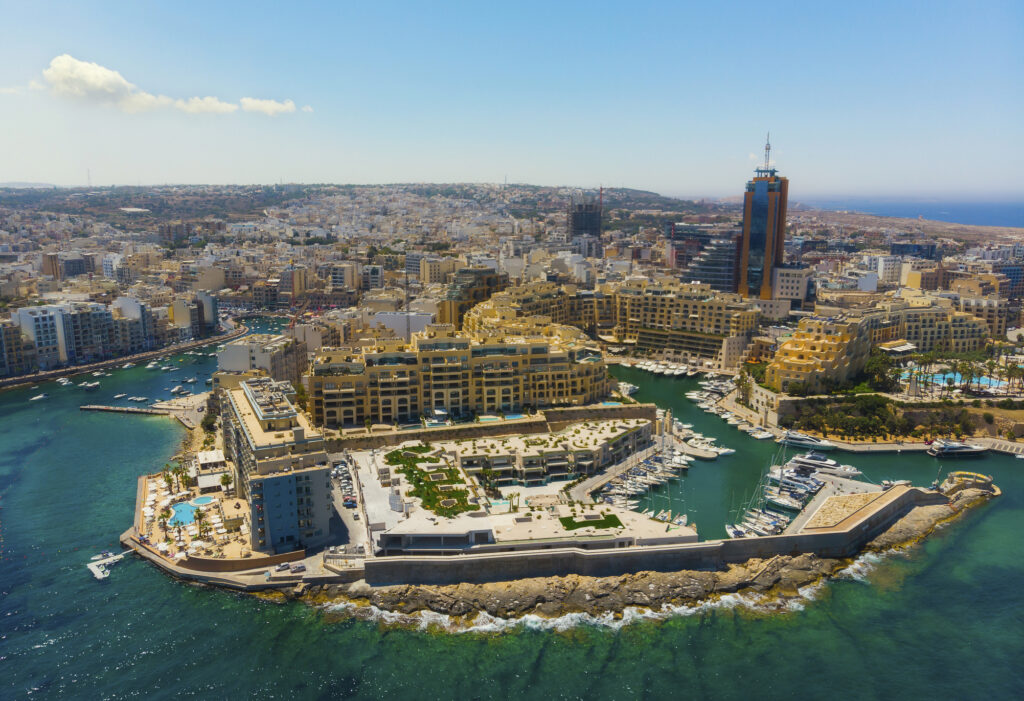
[0,1,1021,198]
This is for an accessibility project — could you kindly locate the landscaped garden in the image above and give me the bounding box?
[384,444,479,518]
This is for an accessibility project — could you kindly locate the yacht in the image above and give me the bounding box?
[113,393,127,399]
[789,452,862,477]
[778,431,836,451]
[926,439,988,458]
[750,430,775,440]
[30,393,47,401]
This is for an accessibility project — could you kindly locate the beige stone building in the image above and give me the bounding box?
[307,323,610,428]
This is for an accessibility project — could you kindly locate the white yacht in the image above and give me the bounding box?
[788,452,862,477]
[926,439,987,458]
[778,431,836,451]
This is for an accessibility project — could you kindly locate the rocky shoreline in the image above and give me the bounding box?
[280,487,996,626]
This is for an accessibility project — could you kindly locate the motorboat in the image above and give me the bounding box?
[778,431,836,451]
[788,452,862,477]
[30,393,47,401]
[750,430,775,440]
[113,393,127,399]
[926,439,987,458]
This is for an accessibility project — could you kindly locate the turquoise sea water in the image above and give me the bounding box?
[2,353,1024,698]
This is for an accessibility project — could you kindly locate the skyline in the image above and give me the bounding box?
[0,1,1021,198]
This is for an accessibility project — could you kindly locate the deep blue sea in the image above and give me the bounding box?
[800,198,1024,228]
[2,352,1023,699]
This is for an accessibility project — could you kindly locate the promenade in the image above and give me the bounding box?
[0,323,247,392]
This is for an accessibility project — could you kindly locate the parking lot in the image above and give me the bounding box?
[327,454,371,556]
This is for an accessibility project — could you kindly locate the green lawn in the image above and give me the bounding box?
[559,514,623,531]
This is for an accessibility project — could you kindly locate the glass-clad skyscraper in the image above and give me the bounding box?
[738,146,788,299]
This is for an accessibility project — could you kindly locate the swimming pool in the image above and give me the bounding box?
[167,496,215,526]
[601,401,622,406]
[168,502,197,526]
[505,413,525,420]
[479,416,500,422]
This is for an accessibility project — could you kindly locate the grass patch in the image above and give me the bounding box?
[559,514,623,531]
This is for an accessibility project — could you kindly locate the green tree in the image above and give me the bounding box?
[220,472,233,492]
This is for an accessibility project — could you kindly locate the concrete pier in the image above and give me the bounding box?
[80,405,170,416]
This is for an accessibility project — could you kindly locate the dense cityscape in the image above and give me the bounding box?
[3,3,1022,698]
[0,149,1012,568]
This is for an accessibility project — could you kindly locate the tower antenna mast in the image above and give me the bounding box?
[764,132,771,171]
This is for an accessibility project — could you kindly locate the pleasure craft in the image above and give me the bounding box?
[778,431,837,451]
[788,452,862,477]
[926,439,988,458]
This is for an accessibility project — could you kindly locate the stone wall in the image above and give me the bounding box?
[362,487,945,585]
[327,404,660,451]
[182,548,305,573]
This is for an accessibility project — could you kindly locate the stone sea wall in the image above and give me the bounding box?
[299,487,995,619]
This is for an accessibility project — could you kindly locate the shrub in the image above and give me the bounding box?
[983,412,995,424]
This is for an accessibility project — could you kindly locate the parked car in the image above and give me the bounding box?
[290,563,307,573]
[274,562,290,572]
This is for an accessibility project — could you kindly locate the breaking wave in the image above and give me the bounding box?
[322,584,836,633]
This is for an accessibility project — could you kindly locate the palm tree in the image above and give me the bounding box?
[158,508,171,534]
[220,472,233,494]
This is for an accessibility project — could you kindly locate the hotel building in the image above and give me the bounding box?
[221,377,333,554]
[307,323,610,428]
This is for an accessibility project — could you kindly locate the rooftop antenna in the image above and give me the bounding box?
[764,132,771,171]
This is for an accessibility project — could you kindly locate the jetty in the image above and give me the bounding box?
[80,405,169,416]
[87,550,130,579]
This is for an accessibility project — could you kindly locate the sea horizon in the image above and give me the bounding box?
[797,197,1024,229]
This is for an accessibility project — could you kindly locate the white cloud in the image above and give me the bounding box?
[240,97,296,116]
[175,96,238,114]
[39,54,304,117]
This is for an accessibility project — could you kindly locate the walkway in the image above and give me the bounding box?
[0,324,247,391]
[785,473,882,534]
[568,445,661,502]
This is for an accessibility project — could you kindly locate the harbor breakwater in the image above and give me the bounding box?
[288,486,996,623]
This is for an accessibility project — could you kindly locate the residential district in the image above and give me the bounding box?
[0,153,1010,589]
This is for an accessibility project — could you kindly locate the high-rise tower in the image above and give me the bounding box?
[738,135,788,299]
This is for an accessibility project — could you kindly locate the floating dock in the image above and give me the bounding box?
[86,551,130,579]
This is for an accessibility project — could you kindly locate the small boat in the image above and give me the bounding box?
[113,393,127,399]
[30,393,48,401]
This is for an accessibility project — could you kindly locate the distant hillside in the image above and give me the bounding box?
[0,182,56,189]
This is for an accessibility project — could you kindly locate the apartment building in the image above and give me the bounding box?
[307,323,610,428]
[217,333,308,384]
[220,377,332,554]
[464,277,760,369]
[765,316,871,394]
[419,256,459,284]
[453,419,653,487]
[0,320,36,377]
[437,267,509,328]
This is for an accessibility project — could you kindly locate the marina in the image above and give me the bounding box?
[0,325,1021,698]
